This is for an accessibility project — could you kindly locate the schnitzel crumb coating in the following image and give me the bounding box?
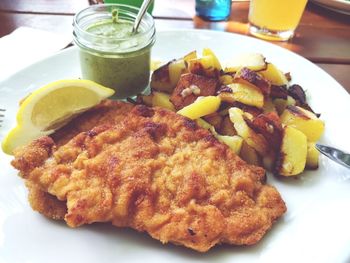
[12,102,286,252]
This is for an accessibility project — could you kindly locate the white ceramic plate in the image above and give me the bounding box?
[1,29,350,263]
[311,0,350,15]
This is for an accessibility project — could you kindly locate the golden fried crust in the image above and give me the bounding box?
[12,104,286,252]
[26,181,67,220]
[51,100,134,146]
[20,100,135,219]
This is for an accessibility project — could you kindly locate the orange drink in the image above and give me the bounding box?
[249,0,307,41]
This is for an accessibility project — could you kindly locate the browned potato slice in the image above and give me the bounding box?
[152,91,175,111]
[203,112,223,131]
[228,107,268,155]
[218,91,235,103]
[219,74,234,85]
[169,59,187,87]
[262,153,276,171]
[239,141,262,166]
[280,105,325,141]
[219,116,237,136]
[177,96,221,120]
[275,126,307,176]
[170,73,218,110]
[259,63,288,86]
[139,94,153,106]
[196,118,212,129]
[216,134,243,154]
[151,59,187,93]
[208,125,243,154]
[288,84,306,104]
[306,142,319,170]
[263,98,277,114]
[224,53,267,73]
[150,61,173,93]
[227,83,264,108]
[183,50,197,63]
[234,67,271,96]
[249,112,283,152]
[202,48,222,71]
[270,85,288,99]
[150,60,163,71]
[188,48,221,78]
[273,95,296,115]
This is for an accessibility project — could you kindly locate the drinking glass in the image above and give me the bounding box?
[195,0,231,21]
[248,0,308,41]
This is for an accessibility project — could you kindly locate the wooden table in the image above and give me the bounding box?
[0,0,349,93]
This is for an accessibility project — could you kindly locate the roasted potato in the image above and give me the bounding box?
[151,59,187,93]
[262,153,276,171]
[177,96,221,120]
[273,95,296,115]
[219,115,237,136]
[263,98,277,114]
[196,120,242,154]
[216,134,243,154]
[225,83,264,108]
[228,107,268,155]
[280,105,325,141]
[170,73,218,110]
[275,126,307,176]
[219,74,234,85]
[239,141,262,166]
[249,112,283,152]
[259,63,288,86]
[188,48,221,78]
[152,91,175,111]
[224,53,267,73]
[234,67,271,96]
[203,112,223,131]
[183,50,197,63]
[306,142,319,170]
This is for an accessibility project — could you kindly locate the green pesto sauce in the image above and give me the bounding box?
[80,18,150,99]
[86,20,133,38]
[80,49,150,99]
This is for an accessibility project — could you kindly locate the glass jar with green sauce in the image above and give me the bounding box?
[73,4,155,99]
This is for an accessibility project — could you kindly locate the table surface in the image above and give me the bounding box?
[0,0,349,93]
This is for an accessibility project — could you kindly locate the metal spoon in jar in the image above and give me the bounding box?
[131,0,154,34]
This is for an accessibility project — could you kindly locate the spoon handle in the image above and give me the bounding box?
[132,0,154,34]
[316,144,350,169]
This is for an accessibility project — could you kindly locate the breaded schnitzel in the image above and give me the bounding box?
[12,103,286,252]
[26,100,135,220]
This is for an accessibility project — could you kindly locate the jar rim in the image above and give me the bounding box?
[73,4,155,41]
[73,3,156,54]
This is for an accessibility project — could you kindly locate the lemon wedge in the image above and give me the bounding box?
[2,79,114,155]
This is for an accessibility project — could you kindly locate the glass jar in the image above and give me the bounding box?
[73,4,156,99]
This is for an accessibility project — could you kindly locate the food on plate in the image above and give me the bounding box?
[221,83,265,108]
[275,126,307,176]
[280,105,325,142]
[259,63,289,86]
[1,79,114,155]
[143,48,325,176]
[306,142,320,170]
[170,73,218,110]
[25,100,135,220]
[177,96,221,120]
[224,53,267,72]
[11,102,286,252]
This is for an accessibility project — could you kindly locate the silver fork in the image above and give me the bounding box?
[316,144,350,170]
[0,109,5,127]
